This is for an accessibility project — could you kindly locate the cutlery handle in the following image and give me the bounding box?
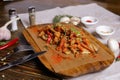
[0,45,33,60]
[13,45,33,54]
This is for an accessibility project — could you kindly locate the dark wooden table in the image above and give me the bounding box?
[0,0,120,80]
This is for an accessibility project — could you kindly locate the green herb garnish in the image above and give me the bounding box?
[70,27,80,35]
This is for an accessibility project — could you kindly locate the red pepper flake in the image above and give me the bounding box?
[47,35,52,44]
[86,20,92,23]
[89,53,97,58]
[31,27,38,33]
[51,54,72,64]
[75,53,81,58]
[51,54,63,64]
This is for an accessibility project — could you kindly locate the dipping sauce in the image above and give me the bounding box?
[81,16,98,28]
[86,20,92,23]
[101,30,113,34]
[95,25,115,39]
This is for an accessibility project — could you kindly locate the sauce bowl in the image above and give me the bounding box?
[96,25,115,39]
[81,16,98,28]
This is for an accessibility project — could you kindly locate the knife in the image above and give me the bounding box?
[0,51,46,71]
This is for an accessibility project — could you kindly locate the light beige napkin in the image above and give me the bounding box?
[68,62,120,80]
[19,3,120,43]
[19,7,62,28]
[19,3,120,80]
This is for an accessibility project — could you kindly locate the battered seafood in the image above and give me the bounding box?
[38,23,98,57]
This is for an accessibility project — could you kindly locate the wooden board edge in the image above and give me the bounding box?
[58,59,113,77]
[81,28,115,59]
[22,29,54,72]
[22,24,115,78]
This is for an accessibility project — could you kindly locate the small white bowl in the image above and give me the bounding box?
[96,25,115,39]
[81,16,98,28]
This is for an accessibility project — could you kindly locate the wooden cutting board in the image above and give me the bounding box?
[22,23,115,78]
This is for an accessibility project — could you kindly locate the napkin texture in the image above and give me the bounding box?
[19,3,120,80]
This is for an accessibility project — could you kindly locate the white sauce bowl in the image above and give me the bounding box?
[81,16,98,28]
[96,25,115,39]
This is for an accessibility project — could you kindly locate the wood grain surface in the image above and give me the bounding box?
[23,23,115,77]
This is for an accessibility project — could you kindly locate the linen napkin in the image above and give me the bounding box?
[19,3,120,80]
[19,3,120,44]
[19,7,63,28]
